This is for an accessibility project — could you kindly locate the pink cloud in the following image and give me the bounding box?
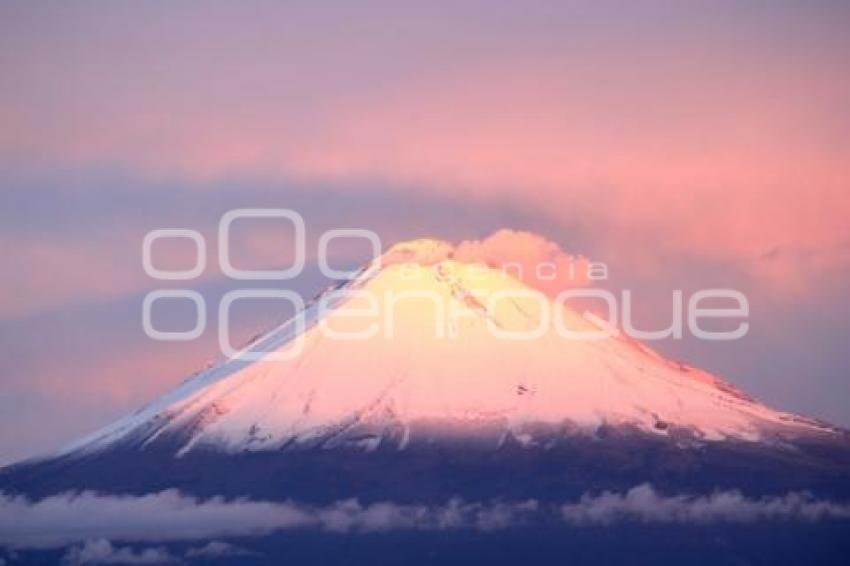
[0,233,214,319]
[454,230,592,296]
[381,230,591,296]
[0,237,143,318]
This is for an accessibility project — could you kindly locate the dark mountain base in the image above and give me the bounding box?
[3,429,850,502]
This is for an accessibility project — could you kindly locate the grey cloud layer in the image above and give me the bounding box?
[2,485,849,550]
[561,484,850,525]
[61,539,254,565]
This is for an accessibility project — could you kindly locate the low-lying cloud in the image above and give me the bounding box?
[0,490,537,549]
[561,484,850,525]
[1,485,848,550]
[61,539,255,565]
[62,539,178,565]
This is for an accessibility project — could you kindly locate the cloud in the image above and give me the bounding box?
[0,490,311,549]
[560,484,850,525]
[61,539,256,565]
[184,541,255,559]
[0,236,145,319]
[62,539,178,565]
[382,230,592,296]
[454,230,592,295]
[1,487,848,550]
[0,489,531,549]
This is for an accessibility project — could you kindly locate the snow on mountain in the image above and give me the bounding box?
[59,237,836,459]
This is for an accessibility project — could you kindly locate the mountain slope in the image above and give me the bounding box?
[2,237,848,502]
[63,239,837,455]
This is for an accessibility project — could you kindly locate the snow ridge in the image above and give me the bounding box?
[56,238,837,459]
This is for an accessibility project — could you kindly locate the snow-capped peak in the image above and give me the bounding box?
[60,236,837,458]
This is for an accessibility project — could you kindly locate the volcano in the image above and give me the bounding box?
[2,236,850,564]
